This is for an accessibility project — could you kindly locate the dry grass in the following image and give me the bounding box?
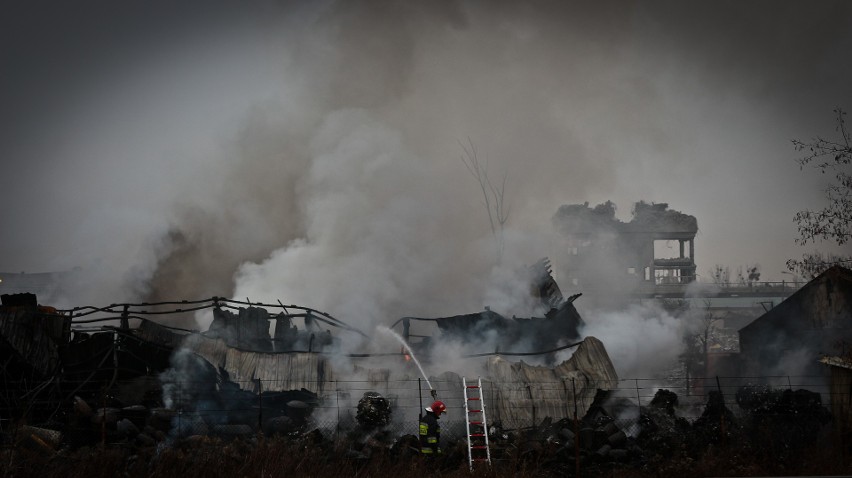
[2,434,851,478]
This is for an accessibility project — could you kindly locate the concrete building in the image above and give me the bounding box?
[552,201,698,298]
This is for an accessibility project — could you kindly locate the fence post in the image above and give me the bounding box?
[685,362,691,397]
[178,380,182,438]
[572,377,579,477]
[526,384,536,429]
[336,384,340,443]
[120,304,129,330]
[416,377,422,420]
[258,379,263,435]
[635,379,641,408]
[101,384,107,447]
[716,376,726,446]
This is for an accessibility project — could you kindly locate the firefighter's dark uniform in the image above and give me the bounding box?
[419,410,441,456]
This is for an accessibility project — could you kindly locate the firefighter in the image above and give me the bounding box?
[419,400,446,456]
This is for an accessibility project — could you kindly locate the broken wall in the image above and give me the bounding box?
[180,333,617,431]
[484,336,618,427]
[182,334,335,395]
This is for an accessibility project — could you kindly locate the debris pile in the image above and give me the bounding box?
[355,392,392,430]
[2,383,320,452]
[735,384,832,452]
[478,386,833,475]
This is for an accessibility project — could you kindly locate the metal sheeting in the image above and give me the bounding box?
[0,308,69,376]
[137,319,186,349]
[484,336,618,426]
[181,334,616,427]
[183,334,334,395]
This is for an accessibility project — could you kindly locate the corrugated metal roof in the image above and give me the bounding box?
[820,355,852,370]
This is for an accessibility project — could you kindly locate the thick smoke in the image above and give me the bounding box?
[3,2,852,378]
[229,108,483,334]
[578,303,686,378]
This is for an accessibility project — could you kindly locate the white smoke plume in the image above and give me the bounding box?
[579,303,687,379]
[4,1,852,382]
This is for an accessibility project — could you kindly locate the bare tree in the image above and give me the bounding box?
[787,108,852,277]
[460,139,510,262]
[709,263,760,286]
[708,264,731,286]
[694,301,724,357]
[680,300,729,389]
[680,300,725,391]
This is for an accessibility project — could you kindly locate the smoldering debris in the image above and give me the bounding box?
[401,257,586,364]
[0,264,623,456]
[341,392,399,459]
[0,290,831,476]
[355,392,392,431]
[206,305,340,353]
[480,386,834,475]
[734,385,832,448]
[0,258,631,460]
[2,260,839,477]
[0,295,339,448]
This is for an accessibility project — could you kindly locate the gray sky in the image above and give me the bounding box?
[2,0,851,321]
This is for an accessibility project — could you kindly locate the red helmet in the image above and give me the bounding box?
[427,400,447,416]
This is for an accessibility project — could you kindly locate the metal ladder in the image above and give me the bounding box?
[463,377,492,469]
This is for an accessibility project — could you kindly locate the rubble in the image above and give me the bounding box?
[355,392,392,430]
[470,385,835,476]
[735,384,832,450]
[11,270,838,476]
[405,257,585,365]
[2,291,623,456]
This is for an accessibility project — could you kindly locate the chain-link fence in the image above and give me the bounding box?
[0,373,836,452]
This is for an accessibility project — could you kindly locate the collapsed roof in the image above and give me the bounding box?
[0,259,618,440]
[397,258,585,364]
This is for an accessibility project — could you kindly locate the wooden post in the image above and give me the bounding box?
[635,379,641,408]
[257,379,263,434]
[526,384,535,429]
[716,376,726,446]
[572,377,579,477]
[101,387,107,447]
[120,304,129,330]
[336,385,340,442]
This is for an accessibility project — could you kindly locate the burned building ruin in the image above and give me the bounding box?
[1,272,619,452]
[552,201,698,298]
[396,258,585,364]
